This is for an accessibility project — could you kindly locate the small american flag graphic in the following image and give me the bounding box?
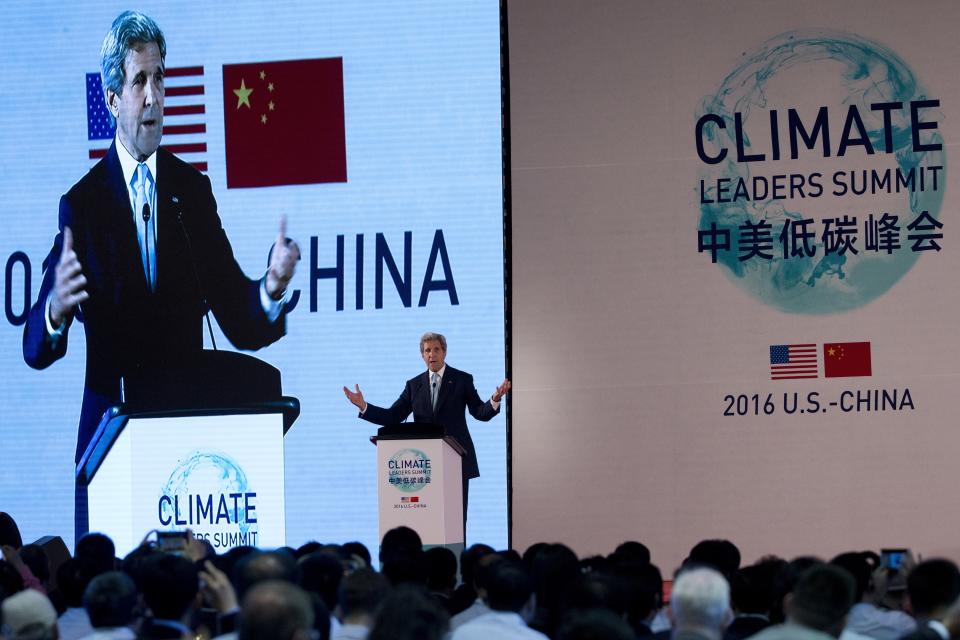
[769,344,818,380]
[86,66,208,172]
[400,497,419,503]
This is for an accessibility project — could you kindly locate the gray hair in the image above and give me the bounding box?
[670,567,731,630]
[100,11,166,98]
[420,332,447,352]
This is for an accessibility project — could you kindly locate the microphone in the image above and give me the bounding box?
[173,195,218,351]
[142,203,152,288]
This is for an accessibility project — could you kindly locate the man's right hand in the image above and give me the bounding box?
[50,226,89,327]
[343,384,367,412]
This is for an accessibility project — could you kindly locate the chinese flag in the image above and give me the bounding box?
[823,342,872,378]
[222,58,346,188]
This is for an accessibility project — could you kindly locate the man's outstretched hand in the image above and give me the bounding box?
[51,226,89,327]
[343,384,367,412]
[492,379,511,403]
[265,216,300,300]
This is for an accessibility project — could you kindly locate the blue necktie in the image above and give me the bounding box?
[431,372,439,410]
[132,164,156,291]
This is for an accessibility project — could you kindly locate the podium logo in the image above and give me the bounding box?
[387,448,432,493]
[158,451,260,550]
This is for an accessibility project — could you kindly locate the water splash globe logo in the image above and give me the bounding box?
[159,451,257,537]
[387,448,432,494]
[697,30,944,314]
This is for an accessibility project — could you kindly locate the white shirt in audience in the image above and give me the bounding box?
[451,610,547,640]
[331,622,370,640]
[77,627,136,640]
[449,599,490,630]
[58,607,95,640]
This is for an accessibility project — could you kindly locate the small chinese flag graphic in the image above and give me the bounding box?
[823,342,872,378]
[222,57,346,188]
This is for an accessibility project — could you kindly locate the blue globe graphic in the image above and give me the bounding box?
[697,30,945,314]
[159,451,256,536]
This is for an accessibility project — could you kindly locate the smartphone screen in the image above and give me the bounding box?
[157,531,189,552]
[881,548,908,570]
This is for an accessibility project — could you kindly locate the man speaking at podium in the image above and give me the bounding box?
[343,332,510,527]
[22,11,299,535]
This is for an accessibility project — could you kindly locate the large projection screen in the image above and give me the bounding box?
[0,1,507,553]
[509,0,960,570]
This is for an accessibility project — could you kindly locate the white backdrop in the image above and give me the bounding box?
[510,0,960,571]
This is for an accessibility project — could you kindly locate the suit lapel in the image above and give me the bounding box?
[156,150,174,293]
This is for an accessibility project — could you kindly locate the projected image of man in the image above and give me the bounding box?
[22,10,300,536]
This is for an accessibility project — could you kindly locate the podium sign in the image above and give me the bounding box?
[87,413,285,555]
[376,437,463,546]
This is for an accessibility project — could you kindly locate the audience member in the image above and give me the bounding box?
[239,580,314,640]
[556,608,636,640]
[75,535,116,576]
[367,585,448,640]
[726,562,778,640]
[378,527,425,587]
[233,551,300,601]
[299,552,344,638]
[612,540,652,567]
[687,540,742,579]
[424,547,458,612]
[900,559,960,640]
[770,557,822,625]
[57,558,97,639]
[527,543,579,637]
[0,513,24,549]
[452,559,546,639]
[81,571,137,639]
[611,558,662,637]
[332,568,390,640]
[670,567,732,640]
[300,552,344,612]
[449,544,494,615]
[831,551,915,640]
[1,589,59,640]
[751,563,856,640]
[450,552,503,629]
[136,553,199,639]
[341,542,371,570]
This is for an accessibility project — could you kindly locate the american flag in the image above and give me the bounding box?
[86,66,208,172]
[769,344,818,380]
[400,497,420,503]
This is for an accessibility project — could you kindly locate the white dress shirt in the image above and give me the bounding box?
[451,610,547,640]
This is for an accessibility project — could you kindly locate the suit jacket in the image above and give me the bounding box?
[897,625,945,640]
[23,142,284,462]
[360,365,498,478]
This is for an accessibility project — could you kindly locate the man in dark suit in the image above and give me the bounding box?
[897,559,960,640]
[343,332,510,529]
[22,11,299,537]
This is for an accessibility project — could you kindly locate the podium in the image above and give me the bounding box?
[372,423,465,553]
[76,351,299,556]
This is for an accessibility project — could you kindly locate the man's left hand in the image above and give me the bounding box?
[266,215,300,300]
[492,378,511,403]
